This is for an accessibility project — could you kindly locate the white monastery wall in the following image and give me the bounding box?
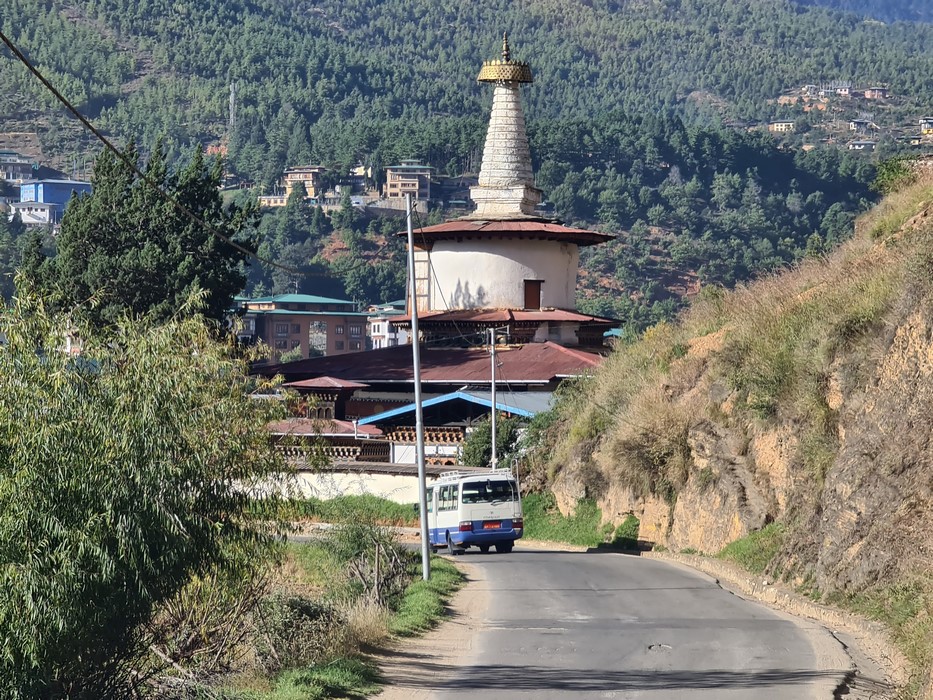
[428,239,580,310]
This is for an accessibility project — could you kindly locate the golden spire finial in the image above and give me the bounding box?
[478,33,533,84]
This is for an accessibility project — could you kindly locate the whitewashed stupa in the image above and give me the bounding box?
[400,35,613,347]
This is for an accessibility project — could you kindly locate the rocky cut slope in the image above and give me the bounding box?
[536,171,933,693]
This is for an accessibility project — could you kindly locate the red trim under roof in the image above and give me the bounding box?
[401,218,612,246]
[390,308,616,325]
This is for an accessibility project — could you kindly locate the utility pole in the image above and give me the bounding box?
[406,193,430,580]
[490,327,497,470]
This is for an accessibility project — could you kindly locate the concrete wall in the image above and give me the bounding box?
[427,239,580,310]
[294,470,438,504]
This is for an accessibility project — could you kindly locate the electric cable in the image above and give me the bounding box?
[0,28,302,274]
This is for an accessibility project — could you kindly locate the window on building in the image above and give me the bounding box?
[349,325,362,336]
[335,325,345,335]
[290,323,301,334]
[335,340,345,350]
[291,340,301,349]
[275,323,289,337]
[350,340,361,350]
[274,339,288,349]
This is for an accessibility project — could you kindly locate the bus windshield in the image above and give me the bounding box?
[461,479,517,504]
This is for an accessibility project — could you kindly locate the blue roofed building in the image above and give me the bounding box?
[9,179,91,226]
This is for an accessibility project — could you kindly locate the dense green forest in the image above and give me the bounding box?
[795,0,933,22]
[0,0,926,326]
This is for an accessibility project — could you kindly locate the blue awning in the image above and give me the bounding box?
[357,390,553,425]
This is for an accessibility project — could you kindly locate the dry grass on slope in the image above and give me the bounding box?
[549,173,933,507]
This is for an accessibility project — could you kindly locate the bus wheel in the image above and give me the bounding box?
[479,545,490,553]
[495,542,513,554]
[446,534,456,556]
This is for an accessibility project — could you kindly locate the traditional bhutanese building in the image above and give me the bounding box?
[395,34,615,347]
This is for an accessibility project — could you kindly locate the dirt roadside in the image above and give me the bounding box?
[371,541,905,699]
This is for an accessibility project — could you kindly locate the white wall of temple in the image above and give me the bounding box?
[427,239,580,310]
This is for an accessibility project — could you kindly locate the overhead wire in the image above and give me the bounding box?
[0,28,304,274]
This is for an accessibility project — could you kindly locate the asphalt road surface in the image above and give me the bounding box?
[424,548,849,699]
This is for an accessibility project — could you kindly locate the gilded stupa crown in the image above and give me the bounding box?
[477,33,533,84]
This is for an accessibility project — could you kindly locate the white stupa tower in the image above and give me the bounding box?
[469,34,542,219]
[398,35,614,347]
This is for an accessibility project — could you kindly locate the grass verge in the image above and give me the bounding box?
[280,494,419,527]
[390,555,463,637]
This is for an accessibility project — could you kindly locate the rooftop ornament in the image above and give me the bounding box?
[477,33,533,84]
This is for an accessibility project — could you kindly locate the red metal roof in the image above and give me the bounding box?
[402,218,612,246]
[257,340,603,385]
[283,377,370,390]
[267,418,383,437]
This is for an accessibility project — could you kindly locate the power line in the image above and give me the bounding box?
[0,28,300,275]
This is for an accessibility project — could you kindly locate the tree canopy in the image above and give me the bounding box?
[27,143,258,327]
[0,290,286,696]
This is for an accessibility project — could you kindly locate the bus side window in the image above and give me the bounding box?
[427,488,433,513]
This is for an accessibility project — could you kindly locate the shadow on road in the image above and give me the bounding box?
[375,653,844,692]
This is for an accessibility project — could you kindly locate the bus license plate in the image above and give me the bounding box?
[483,521,501,529]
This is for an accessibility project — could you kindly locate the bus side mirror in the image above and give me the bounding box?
[412,503,420,512]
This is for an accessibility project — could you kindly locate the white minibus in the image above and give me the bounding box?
[425,471,523,554]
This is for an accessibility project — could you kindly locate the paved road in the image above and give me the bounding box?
[426,548,849,699]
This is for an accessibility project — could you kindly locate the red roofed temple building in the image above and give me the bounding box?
[258,36,615,479]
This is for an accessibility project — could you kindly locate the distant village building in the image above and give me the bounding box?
[0,151,34,182]
[367,302,409,349]
[849,119,877,133]
[921,118,933,136]
[236,293,370,360]
[258,165,327,208]
[847,140,876,152]
[8,179,91,226]
[384,160,433,201]
[863,87,889,100]
[768,120,796,133]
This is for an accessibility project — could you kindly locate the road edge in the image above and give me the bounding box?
[642,551,907,698]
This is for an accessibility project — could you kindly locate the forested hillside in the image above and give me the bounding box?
[794,0,933,23]
[1,0,929,319]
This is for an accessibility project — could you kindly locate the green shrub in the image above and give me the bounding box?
[252,595,346,674]
[523,492,607,547]
[612,515,640,549]
[717,523,785,574]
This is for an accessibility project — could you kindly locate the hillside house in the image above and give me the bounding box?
[258,165,327,208]
[0,151,34,182]
[367,301,409,349]
[847,140,876,152]
[8,179,91,226]
[921,119,933,136]
[864,87,889,100]
[849,119,878,133]
[236,293,370,360]
[384,160,433,201]
[768,121,796,133]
